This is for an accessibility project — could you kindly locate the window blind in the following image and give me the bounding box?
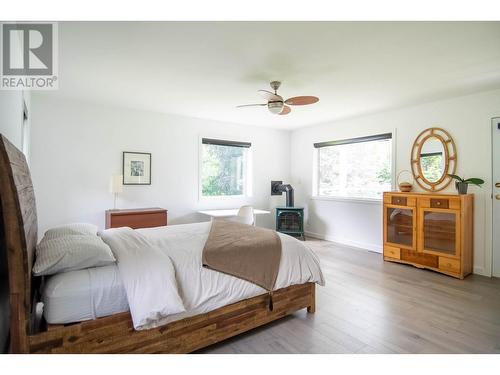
[313,133,392,148]
[202,138,251,148]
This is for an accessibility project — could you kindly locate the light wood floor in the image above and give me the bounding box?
[199,239,500,354]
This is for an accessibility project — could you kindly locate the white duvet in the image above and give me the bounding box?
[100,222,324,330]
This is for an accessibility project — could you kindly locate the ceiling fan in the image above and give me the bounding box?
[237,81,319,115]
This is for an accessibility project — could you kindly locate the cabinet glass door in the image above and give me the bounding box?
[386,206,415,248]
[420,209,459,257]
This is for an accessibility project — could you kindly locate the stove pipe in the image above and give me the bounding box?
[271,181,295,207]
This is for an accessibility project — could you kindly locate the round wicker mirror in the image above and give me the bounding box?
[411,127,457,192]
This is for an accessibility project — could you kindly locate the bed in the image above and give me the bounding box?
[0,134,322,353]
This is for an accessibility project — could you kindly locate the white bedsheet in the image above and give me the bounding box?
[42,265,128,324]
[44,222,324,329]
[138,222,324,310]
[99,226,186,329]
[139,222,323,329]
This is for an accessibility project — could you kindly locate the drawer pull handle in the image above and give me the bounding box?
[430,199,449,209]
[391,196,407,206]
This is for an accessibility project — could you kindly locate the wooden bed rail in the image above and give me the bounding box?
[29,282,315,354]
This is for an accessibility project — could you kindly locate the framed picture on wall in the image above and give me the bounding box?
[123,151,151,185]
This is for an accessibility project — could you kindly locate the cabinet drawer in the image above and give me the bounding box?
[384,246,401,259]
[401,249,439,268]
[391,196,407,206]
[109,212,167,229]
[430,198,449,209]
[439,257,460,273]
[384,194,416,207]
[420,197,460,209]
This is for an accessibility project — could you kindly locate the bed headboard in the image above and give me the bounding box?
[0,134,38,353]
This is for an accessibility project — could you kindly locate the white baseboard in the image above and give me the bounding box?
[473,266,488,277]
[306,231,489,276]
[305,231,383,253]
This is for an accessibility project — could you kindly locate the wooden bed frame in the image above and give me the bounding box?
[0,134,316,354]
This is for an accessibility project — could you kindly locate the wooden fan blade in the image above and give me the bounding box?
[258,90,282,101]
[236,103,267,108]
[279,105,291,115]
[285,96,319,106]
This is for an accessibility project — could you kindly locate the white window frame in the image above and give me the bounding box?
[312,130,396,203]
[198,136,253,201]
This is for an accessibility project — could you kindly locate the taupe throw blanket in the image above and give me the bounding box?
[202,219,282,293]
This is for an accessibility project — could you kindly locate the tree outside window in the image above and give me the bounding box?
[201,141,249,197]
[317,135,392,199]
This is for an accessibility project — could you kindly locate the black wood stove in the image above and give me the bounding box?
[271,181,304,240]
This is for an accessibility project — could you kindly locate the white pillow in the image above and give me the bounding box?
[44,223,98,240]
[33,235,116,276]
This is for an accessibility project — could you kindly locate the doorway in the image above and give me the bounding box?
[493,117,500,277]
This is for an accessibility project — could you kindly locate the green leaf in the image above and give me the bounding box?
[463,178,484,187]
[448,174,464,182]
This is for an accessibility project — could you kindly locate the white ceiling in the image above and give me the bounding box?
[53,21,500,129]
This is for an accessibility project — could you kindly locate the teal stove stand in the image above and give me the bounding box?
[275,207,304,240]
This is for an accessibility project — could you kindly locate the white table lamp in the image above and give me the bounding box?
[110,175,123,210]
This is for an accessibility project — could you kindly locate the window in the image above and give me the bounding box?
[200,138,251,197]
[314,133,393,200]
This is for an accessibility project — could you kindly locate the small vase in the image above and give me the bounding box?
[455,181,468,195]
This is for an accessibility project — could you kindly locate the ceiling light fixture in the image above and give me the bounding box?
[267,100,284,114]
[237,81,319,116]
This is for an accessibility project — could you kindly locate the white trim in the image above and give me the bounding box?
[312,148,319,196]
[391,127,397,191]
[305,231,383,253]
[246,146,253,197]
[491,117,500,277]
[473,266,488,277]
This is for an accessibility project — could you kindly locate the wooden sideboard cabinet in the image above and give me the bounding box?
[105,207,168,229]
[383,192,473,279]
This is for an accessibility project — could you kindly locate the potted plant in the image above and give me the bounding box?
[448,174,485,194]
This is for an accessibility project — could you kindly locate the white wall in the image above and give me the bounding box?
[290,89,500,276]
[30,94,290,235]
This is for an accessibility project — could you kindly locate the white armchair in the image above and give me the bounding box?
[230,205,254,226]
